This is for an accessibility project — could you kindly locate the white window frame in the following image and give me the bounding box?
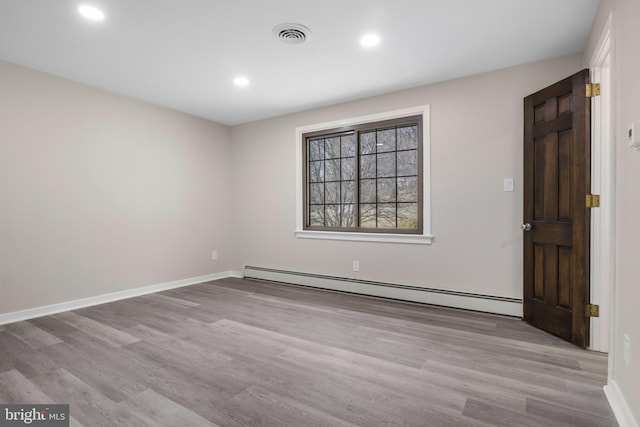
[295,105,433,244]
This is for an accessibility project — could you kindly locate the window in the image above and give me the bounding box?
[304,117,422,233]
[295,105,432,244]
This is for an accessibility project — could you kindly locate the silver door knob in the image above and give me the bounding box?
[521,223,532,232]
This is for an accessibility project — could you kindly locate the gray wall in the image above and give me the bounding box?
[0,61,234,314]
[230,54,581,300]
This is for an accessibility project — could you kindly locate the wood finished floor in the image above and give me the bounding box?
[0,278,616,426]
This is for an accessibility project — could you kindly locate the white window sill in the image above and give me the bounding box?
[294,230,434,245]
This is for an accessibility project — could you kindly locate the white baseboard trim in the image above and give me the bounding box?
[604,380,639,427]
[0,270,242,326]
[242,266,523,317]
[227,270,244,279]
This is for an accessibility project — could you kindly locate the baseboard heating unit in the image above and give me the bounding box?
[242,265,523,317]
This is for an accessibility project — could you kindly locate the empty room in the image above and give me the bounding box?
[0,1,638,426]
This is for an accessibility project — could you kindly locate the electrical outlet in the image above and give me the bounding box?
[211,250,218,261]
[352,260,360,272]
[623,334,630,366]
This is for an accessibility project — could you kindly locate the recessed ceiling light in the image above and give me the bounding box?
[360,34,381,48]
[78,5,105,21]
[233,77,250,87]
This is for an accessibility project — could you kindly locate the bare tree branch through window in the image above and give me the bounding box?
[303,116,422,234]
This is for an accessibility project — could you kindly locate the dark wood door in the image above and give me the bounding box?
[523,70,591,347]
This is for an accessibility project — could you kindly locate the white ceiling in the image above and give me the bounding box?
[0,0,600,125]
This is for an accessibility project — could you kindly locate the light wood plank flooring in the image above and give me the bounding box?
[0,278,617,426]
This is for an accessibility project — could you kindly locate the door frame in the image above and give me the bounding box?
[588,12,615,354]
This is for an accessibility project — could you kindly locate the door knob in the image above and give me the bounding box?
[521,223,532,232]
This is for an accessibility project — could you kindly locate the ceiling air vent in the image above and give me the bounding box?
[273,23,310,45]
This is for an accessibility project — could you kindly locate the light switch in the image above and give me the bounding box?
[503,178,514,192]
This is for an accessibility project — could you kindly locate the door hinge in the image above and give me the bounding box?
[586,194,600,208]
[585,304,600,317]
[586,83,601,97]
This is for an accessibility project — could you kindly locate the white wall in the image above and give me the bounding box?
[230,54,582,300]
[0,61,233,315]
[586,1,640,424]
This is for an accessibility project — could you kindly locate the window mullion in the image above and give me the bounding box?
[375,130,378,229]
[395,126,399,228]
[356,131,361,228]
[338,136,343,228]
[323,138,327,228]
